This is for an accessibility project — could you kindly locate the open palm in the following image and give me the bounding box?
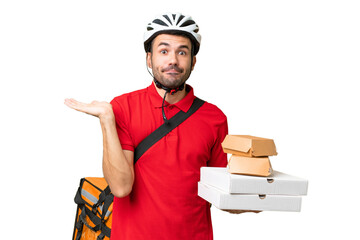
[64,98,114,119]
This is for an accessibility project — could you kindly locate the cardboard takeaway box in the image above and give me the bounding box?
[222,135,277,157]
[198,182,302,212]
[228,155,272,177]
[200,167,308,195]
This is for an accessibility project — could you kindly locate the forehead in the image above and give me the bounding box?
[152,34,192,48]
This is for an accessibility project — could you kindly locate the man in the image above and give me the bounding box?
[65,13,233,240]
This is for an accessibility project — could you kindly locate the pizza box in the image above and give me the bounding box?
[198,182,302,212]
[200,167,308,195]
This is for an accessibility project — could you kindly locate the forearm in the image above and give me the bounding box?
[100,117,134,198]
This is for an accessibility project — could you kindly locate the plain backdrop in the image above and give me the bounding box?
[1,0,359,239]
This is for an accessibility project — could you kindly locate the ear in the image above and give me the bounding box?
[146,52,152,69]
[191,56,197,71]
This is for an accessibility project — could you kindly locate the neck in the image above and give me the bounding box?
[153,81,187,104]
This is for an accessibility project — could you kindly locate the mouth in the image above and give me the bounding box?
[162,66,183,74]
[165,70,180,75]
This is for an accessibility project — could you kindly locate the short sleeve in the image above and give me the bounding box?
[207,116,228,167]
[110,97,135,152]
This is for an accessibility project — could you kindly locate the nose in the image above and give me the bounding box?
[168,51,178,65]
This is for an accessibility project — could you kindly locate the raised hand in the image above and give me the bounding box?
[64,98,114,121]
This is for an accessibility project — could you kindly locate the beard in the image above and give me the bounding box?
[152,63,192,89]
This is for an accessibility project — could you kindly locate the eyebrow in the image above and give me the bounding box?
[157,42,190,50]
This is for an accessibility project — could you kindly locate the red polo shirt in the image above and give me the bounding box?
[110,83,228,240]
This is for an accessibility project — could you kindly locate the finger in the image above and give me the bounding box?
[64,98,90,112]
[64,98,80,110]
[65,98,85,106]
[226,209,262,214]
[64,98,76,108]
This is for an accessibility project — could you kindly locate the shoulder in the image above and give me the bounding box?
[193,99,228,147]
[200,99,227,122]
[192,98,228,132]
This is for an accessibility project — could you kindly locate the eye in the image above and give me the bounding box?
[179,51,186,56]
[160,50,167,54]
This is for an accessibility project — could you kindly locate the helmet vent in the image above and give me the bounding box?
[163,15,172,25]
[176,15,185,25]
[180,20,195,27]
[153,19,168,26]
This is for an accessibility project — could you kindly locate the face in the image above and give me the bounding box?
[147,34,196,89]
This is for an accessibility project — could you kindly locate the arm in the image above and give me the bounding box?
[64,98,134,198]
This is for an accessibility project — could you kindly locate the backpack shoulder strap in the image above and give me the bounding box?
[134,97,205,164]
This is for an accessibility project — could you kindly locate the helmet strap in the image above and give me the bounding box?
[146,63,186,123]
[153,78,185,95]
[146,61,186,95]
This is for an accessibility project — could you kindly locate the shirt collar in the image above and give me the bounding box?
[147,82,196,113]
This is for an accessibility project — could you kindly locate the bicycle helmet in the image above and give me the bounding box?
[144,13,201,55]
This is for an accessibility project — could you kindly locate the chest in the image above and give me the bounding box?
[128,105,216,168]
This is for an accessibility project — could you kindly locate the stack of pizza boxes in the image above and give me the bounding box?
[198,135,308,212]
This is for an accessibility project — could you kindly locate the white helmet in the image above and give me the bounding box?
[144,13,201,55]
